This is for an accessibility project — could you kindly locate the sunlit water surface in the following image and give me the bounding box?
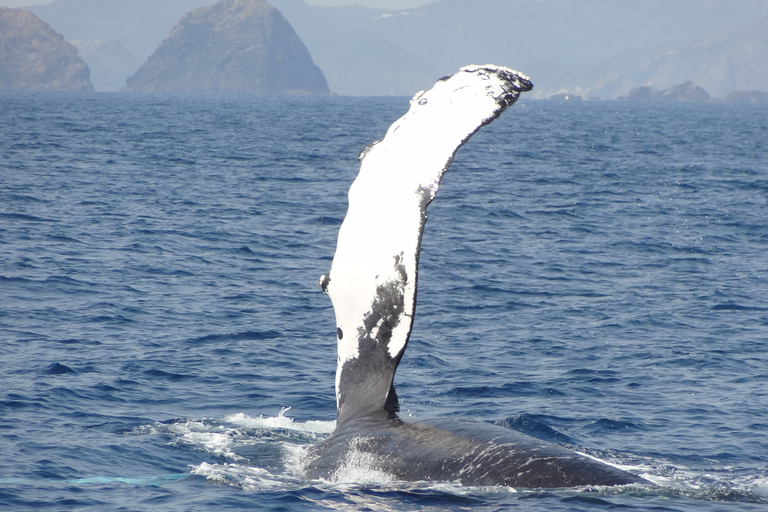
[1,93,767,511]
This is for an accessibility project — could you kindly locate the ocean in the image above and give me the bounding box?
[1,91,766,511]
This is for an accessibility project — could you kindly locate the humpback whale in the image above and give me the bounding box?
[304,65,645,488]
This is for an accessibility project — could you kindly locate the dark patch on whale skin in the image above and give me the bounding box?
[318,273,330,293]
[358,256,407,348]
[337,256,408,423]
[357,140,380,163]
[494,68,533,108]
[472,67,532,126]
[336,337,401,421]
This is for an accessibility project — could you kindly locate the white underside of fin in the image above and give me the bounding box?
[323,65,533,411]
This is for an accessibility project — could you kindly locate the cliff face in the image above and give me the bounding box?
[124,0,328,94]
[0,7,93,92]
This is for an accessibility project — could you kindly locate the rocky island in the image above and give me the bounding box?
[0,7,93,92]
[124,0,329,95]
[621,81,711,102]
[723,90,768,104]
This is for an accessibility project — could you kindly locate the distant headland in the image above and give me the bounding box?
[124,0,329,95]
[0,7,92,92]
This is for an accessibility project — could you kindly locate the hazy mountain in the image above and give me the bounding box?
[71,39,141,91]
[270,0,768,97]
[124,0,328,95]
[26,0,768,96]
[582,15,768,99]
[28,0,212,57]
[29,0,213,90]
[0,7,92,91]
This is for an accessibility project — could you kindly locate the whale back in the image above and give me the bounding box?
[304,415,646,487]
[319,66,533,425]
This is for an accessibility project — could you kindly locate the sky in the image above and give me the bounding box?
[1,0,43,5]
[1,0,435,8]
[2,0,41,5]
[305,0,433,7]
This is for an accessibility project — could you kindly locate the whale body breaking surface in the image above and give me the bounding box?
[304,65,646,488]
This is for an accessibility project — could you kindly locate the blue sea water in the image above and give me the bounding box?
[1,91,767,511]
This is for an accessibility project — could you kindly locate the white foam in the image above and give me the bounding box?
[191,462,284,491]
[746,476,768,497]
[160,419,246,461]
[223,407,336,434]
[282,442,313,478]
[159,410,338,489]
[127,408,335,470]
[328,438,397,484]
[180,431,245,460]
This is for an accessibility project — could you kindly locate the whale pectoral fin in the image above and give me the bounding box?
[325,65,532,425]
